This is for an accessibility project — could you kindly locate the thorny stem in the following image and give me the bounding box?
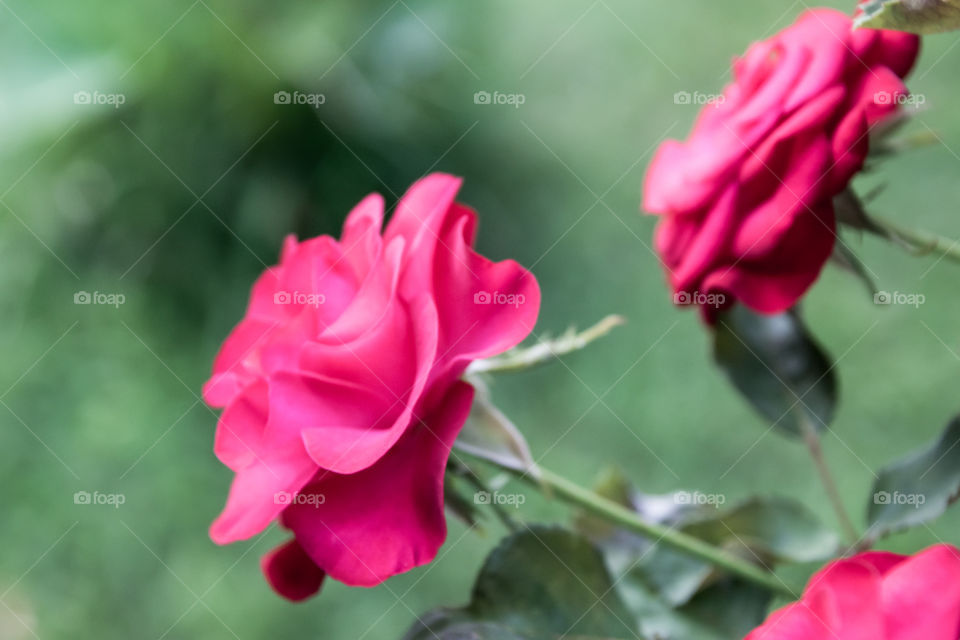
[798,414,860,546]
[469,454,800,598]
[871,215,960,263]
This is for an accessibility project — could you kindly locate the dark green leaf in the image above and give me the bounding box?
[866,415,960,540]
[618,577,764,640]
[622,496,836,608]
[713,306,837,437]
[855,0,960,34]
[577,469,836,610]
[403,526,637,640]
[677,579,772,639]
[834,190,886,236]
[830,240,878,299]
[681,497,839,564]
[443,466,484,529]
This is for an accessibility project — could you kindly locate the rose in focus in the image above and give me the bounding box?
[643,9,919,319]
[203,174,540,600]
[746,544,960,639]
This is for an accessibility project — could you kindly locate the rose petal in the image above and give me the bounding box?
[666,184,739,295]
[213,380,268,471]
[428,205,541,382]
[274,295,439,474]
[747,556,885,640]
[281,381,475,586]
[882,545,960,640]
[339,193,385,281]
[261,539,326,602]
[384,173,462,269]
[209,442,317,544]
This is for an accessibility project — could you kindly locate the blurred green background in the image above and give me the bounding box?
[3,0,960,637]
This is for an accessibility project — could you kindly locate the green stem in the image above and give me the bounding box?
[798,415,859,546]
[871,215,960,263]
[467,315,626,375]
[460,467,519,532]
[481,460,798,598]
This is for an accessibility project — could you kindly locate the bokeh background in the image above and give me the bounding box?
[3,0,960,637]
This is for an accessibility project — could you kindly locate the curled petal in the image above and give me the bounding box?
[261,539,326,602]
[281,381,475,586]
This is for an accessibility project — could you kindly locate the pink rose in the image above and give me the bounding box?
[203,174,540,600]
[643,9,919,318]
[746,544,960,639]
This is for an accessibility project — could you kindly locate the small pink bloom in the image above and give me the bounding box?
[746,545,960,639]
[204,174,540,599]
[643,9,919,320]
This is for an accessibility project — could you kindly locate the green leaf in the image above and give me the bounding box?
[618,576,767,640]
[713,306,837,438]
[830,240,878,300]
[854,0,960,34]
[402,526,638,640]
[443,464,484,529]
[866,415,960,540]
[455,379,539,476]
[680,497,839,563]
[834,189,886,236]
[624,497,835,605]
[678,580,772,639]
[577,469,836,610]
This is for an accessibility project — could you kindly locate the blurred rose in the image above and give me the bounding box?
[643,9,919,319]
[203,173,540,600]
[747,545,960,638]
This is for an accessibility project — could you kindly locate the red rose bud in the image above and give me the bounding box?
[643,9,919,321]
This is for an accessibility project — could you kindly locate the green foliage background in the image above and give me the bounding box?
[2,0,959,637]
